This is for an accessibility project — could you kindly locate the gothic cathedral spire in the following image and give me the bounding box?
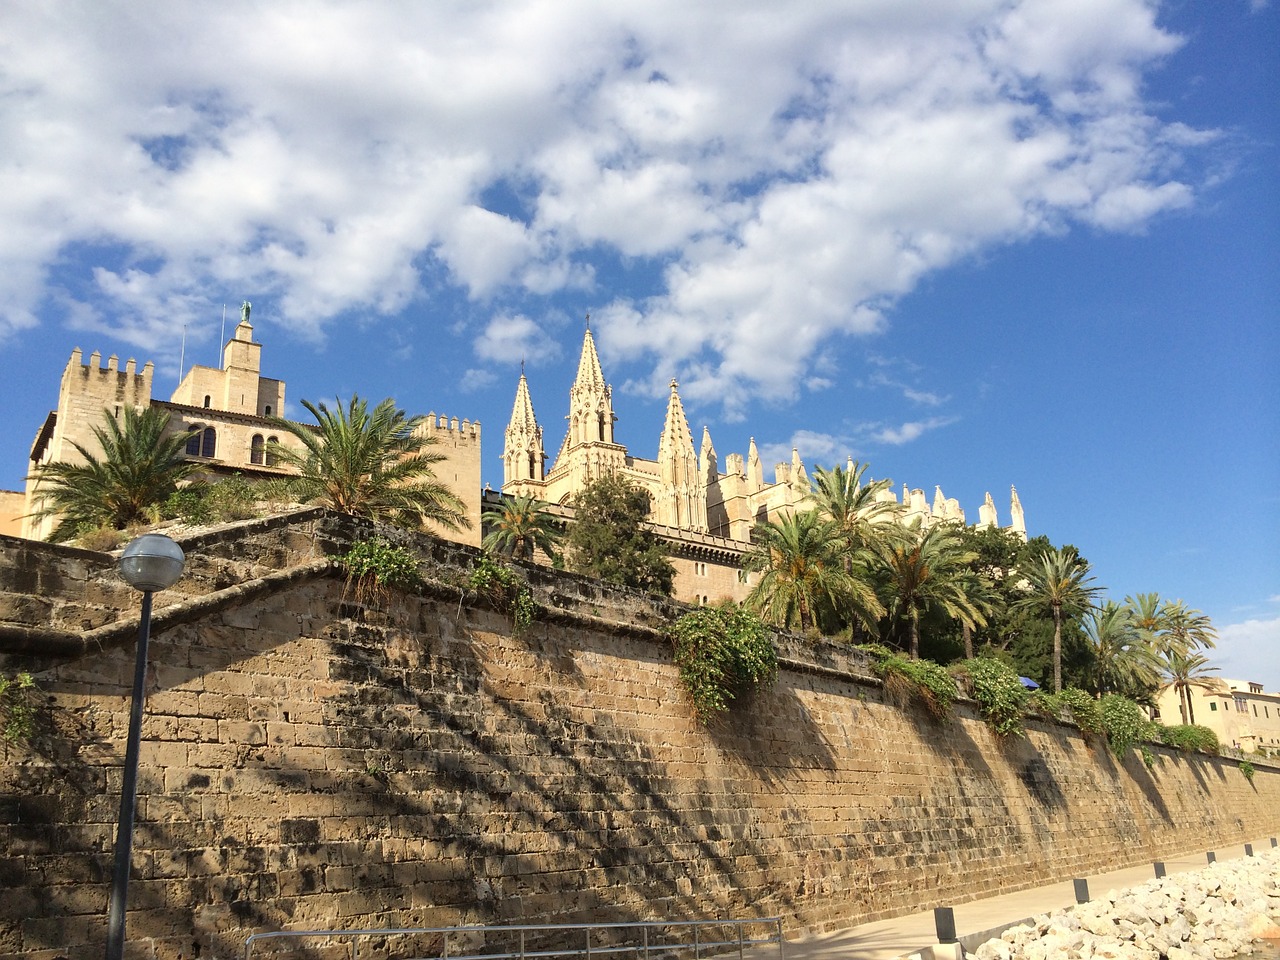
[502,369,545,487]
[567,323,615,447]
[654,380,707,531]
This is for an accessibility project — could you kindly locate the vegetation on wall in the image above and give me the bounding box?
[859,643,957,720]
[340,537,423,606]
[957,657,1028,737]
[469,556,540,636]
[1158,724,1221,755]
[669,603,776,724]
[0,672,38,745]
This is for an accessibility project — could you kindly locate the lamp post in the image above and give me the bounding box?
[106,534,185,960]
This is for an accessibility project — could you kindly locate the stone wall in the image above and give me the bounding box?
[1,512,1278,960]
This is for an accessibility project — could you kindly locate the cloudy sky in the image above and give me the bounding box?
[2,1,1276,690]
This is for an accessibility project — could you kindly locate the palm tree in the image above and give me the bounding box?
[871,521,986,659]
[806,461,900,553]
[481,494,562,562]
[268,395,467,530]
[1082,601,1162,698]
[28,406,198,541]
[744,510,882,634]
[1015,548,1102,693]
[1160,649,1220,725]
[1163,600,1217,654]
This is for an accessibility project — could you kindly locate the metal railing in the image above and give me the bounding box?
[245,918,785,960]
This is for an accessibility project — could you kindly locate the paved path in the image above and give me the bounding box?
[775,836,1279,960]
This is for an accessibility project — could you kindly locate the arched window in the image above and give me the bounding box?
[200,427,217,459]
[185,426,203,456]
[264,405,272,416]
[203,395,211,408]
[597,411,605,441]
[250,435,265,466]
[265,436,280,467]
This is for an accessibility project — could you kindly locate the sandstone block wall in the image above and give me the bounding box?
[1,513,1277,960]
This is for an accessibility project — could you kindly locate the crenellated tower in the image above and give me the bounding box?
[653,380,707,531]
[502,367,546,490]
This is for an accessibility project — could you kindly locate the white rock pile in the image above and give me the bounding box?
[971,850,1280,960]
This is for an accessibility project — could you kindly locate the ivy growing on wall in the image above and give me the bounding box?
[340,537,423,606]
[858,644,957,721]
[670,603,777,724]
[959,658,1029,737]
[468,556,540,637]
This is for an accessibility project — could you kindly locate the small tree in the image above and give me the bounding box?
[565,474,674,595]
[1014,548,1102,693]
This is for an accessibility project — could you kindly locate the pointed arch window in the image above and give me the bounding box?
[251,434,265,466]
[185,426,203,456]
[266,436,280,467]
[598,411,605,441]
[200,427,217,459]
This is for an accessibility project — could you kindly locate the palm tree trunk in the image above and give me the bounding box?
[1179,686,1189,725]
[1187,694,1195,725]
[962,621,973,660]
[1052,606,1063,694]
[910,612,920,659]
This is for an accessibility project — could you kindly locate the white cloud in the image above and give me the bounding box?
[0,0,1214,409]
[475,313,561,366]
[871,417,958,446]
[1216,615,1280,692]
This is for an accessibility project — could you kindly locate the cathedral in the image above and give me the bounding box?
[500,324,1027,604]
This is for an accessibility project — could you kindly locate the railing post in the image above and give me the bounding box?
[643,926,649,960]
[520,929,526,960]
[737,920,745,960]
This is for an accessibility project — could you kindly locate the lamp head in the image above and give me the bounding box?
[118,534,186,593]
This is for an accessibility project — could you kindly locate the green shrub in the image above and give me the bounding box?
[960,657,1028,737]
[670,603,777,724]
[1158,724,1220,755]
[341,537,423,606]
[468,556,539,636]
[0,672,39,745]
[1240,760,1255,782]
[163,488,212,524]
[858,645,957,721]
[1034,687,1105,737]
[1099,694,1155,758]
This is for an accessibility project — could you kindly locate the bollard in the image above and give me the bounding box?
[1206,851,1216,864]
[1074,879,1090,904]
[935,907,958,944]
[1154,862,1166,879]
[1245,844,1254,857]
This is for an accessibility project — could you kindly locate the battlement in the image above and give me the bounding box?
[419,413,481,444]
[62,346,154,409]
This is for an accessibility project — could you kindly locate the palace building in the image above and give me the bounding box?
[10,304,482,545]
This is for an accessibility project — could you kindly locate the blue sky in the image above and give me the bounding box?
[1,1,1276,689]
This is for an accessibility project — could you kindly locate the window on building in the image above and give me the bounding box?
[200,427,217,459]
[1254,704,1259,717]
[266,436,279,467]
[250,435,265,466]
[264,405,272,416]
[1210,702,1218,712]
[203,395,211,408]
[185,427,203,456]
[1235,696,1247,713]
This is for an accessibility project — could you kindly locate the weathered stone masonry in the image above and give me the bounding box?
[1,510,1277,960]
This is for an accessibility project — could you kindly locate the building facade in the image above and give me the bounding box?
[500,324,1028,604]
[1157,678,1280,754]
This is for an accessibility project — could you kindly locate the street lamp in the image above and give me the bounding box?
[106,534,185,960]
